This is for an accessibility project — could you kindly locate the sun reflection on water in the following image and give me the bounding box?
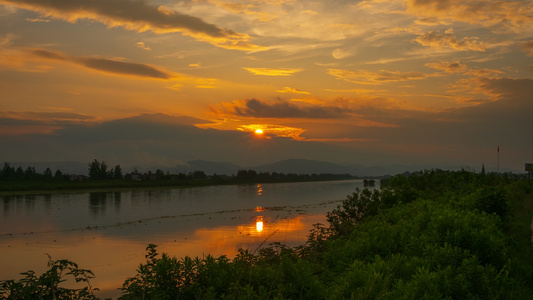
[256,216,264,232]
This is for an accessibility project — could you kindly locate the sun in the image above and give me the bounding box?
[254,129,264,135]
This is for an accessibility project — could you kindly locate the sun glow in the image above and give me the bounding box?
[254,129,263,135]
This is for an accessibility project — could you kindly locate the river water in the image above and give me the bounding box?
[0,179,374,298]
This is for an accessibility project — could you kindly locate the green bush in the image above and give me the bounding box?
[0,255,98,299]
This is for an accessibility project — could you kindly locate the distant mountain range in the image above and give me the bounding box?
[8,158,488,178]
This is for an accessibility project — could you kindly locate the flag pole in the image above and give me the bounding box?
[497,145,499,174]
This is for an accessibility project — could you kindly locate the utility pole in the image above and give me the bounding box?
[497,146,500,174]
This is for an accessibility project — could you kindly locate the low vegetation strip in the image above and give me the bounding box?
[0,160,357,193]
[1,169,532,299]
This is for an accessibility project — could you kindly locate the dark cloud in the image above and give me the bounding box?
[0,111,99,135]
[1,0,260,50]
[30,48,173,79]
[5,0,229,37]
[218,99,347,119]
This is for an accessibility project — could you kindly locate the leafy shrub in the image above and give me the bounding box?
[0,255,98,299]
[326,188,382,237]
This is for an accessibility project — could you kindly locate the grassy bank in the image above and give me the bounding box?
[2,170,532,299]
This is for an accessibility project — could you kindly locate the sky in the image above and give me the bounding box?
[0,0,532,172]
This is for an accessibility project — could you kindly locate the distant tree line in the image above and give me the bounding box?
[1,160,358,184]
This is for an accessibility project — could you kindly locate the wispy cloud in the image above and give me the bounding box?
[328,69,437,85]
[0,111,99,135]
[25,18,50,22]
[0,0,264,51]
[276,87,310,94]
[414,30,486,51]
[521,40,533,56]
[243,67,302,76]
[136,42,151,51]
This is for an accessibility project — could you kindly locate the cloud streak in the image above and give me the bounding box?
[30,48,174,79]
[0,0,263,50]
[328,69,437,85]
[0,111,99,135]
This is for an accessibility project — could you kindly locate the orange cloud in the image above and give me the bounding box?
[243,67,303,76]
[404,0,533,33]
[276,87,310,94]
[414,30,485,51]
[136,42,151,51]
[328,68,436,85]
[0,0,265,51]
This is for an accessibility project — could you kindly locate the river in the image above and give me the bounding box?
[0,179,375,298]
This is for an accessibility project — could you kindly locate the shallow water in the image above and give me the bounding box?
[0,179,374,298]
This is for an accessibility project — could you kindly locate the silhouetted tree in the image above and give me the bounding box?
[113,165,123,180]
[43,168,53,179]
[236,169,257,180]
[1,162,14,179]
[155,169,164,180]
[88,159,109,180]
[192,170,207,180]
[25,167,37,180]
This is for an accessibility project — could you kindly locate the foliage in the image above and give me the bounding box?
[326,188,383,237]
[88,159,123,180]
[0,162,68,182]
[0,255,98,299]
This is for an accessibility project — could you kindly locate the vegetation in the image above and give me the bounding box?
[0,255,98,299]
[1,169,532,299]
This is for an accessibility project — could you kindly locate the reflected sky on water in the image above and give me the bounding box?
[0,179,375,298]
